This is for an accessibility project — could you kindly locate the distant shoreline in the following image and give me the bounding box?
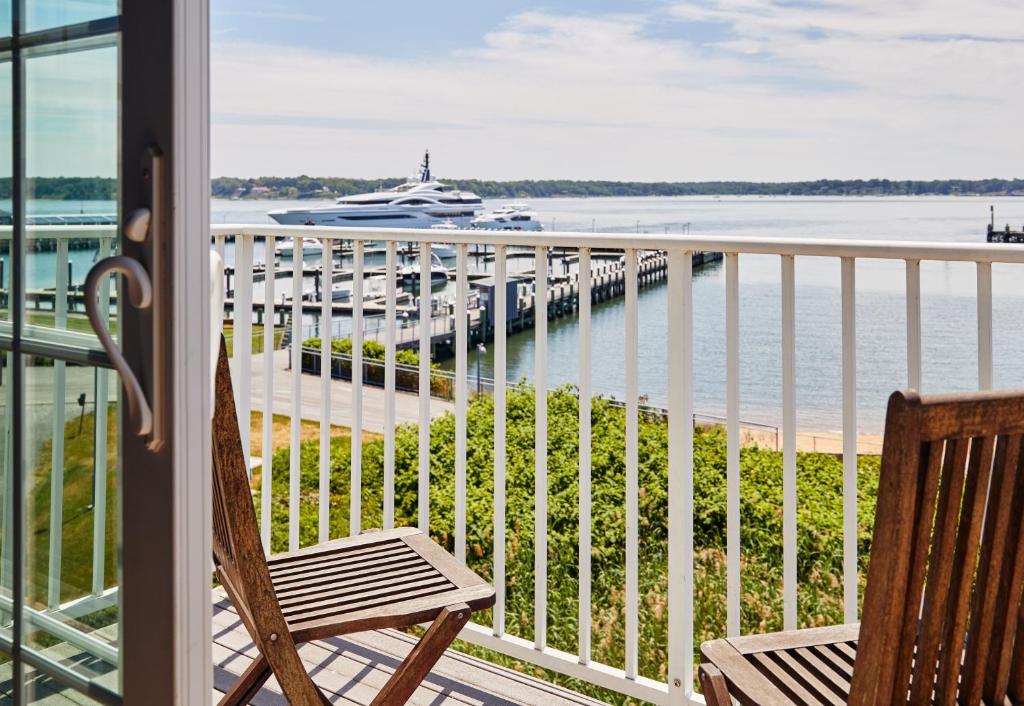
[12,176,1024,201]
[212,176,1024,201]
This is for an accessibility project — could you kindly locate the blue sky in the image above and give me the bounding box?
[204,0,1020,180]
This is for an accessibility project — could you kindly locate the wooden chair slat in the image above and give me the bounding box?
[960,434,1018,702]
[699,389,1024,706]
[934,435,995,706]
[210,337,495,705]
[976,435,1024,703]
[791,647,851,699]
[748,651,823,705]
[908,437,970,706]
[809,644,854,679]
[894,439,944,702]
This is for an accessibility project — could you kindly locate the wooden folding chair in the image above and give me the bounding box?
[699,389,1024,705]
[211,339,495,705]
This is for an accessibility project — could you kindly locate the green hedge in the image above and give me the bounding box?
[301,337,452,398]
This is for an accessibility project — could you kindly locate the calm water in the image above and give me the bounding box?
[19,195,1024,432]
[212,195,1024,433]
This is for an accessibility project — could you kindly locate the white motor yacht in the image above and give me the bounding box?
[267,152,484,228]
[276,237,324,258]
[400,252,449,286]
[469,203,543,231]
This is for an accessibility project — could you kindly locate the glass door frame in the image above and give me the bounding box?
[1,0,212,703]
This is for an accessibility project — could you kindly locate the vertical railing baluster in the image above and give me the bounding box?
[781,255,797,630]
[905,259,922,391]
[418,242,432,534]
[725,252,740,637]
[577,247,591,662]
[624,249,639,678]
[48,238,69,608]
[350,240,364,536]
[455,243,468,563]
[841,257,857,622]
[494,245,507,637]
[535,245,548,651]
[319,237,333,542]
[235,234,254,474]
[384,241,397,529]
[92,237,113,595]
[261,235,276,552]
[977,261,993,390]
[289,236,303,551]
[667,249,694,704]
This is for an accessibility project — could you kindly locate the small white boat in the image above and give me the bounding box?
[276,237,324,258]
[400,252,449,286]
[430,219,459,231]
[470,203,543,231]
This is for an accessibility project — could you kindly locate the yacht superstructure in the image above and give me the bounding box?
[267,152,484,228]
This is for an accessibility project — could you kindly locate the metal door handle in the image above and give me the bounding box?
[84,144,167,451]
[85,256,154,437]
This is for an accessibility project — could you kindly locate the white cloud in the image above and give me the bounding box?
[212,3,1024,180]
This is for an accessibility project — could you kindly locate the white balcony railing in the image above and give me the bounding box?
[211,224,1024,705]
[7,223,1024,705]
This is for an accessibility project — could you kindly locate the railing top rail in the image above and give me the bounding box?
[0,225,118,238]
[212,224,1024,264]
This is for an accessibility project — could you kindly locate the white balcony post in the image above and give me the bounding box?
[577,247,591,663]
[455,244,468,563]
[48,238,70,609]
[725,252,741,637]
[977,261,993,390]
[261,235,276,551]
[781,255,797,630]
[493,245,507,637]
[350,240,364,536]
[319,237,334,542]
[667,250,694,704]
[91,237,113,596]
[234,234,254,474]
[384,241,397,529]
[289,237,303,551]
[534,245,548,651]
[841,257,857,622]
[418,242,432,534]
[624,249,639,678]
[905,259,922,391]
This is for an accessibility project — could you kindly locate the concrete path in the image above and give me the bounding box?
[243,349,453,434]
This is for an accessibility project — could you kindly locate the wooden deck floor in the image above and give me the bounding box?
[2,591,607,705]
[212,591,607,705]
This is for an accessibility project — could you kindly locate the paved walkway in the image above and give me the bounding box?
[243,349,453,434]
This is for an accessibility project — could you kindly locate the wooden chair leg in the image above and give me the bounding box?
[699,663,733,706]
[370,603,471,706]
[219,654,272,706]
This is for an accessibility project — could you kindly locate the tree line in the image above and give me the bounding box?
[9,175,1024,201]
[215,176,1024,199]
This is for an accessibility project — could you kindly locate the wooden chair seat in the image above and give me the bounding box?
[700,625,860,706]
[266,527,495,642]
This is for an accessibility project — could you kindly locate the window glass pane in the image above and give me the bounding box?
[24,43,117,343]
[24,658,116,702]
[22,353,119,690]
[0,58,10,325]
[0,352,11,651]
[26,0,117,33]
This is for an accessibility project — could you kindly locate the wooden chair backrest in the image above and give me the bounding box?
[850,389,1024,705]
[211,337,323,703]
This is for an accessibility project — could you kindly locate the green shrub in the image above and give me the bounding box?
[255,385,879,704]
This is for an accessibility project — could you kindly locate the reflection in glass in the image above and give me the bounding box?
[27,0,117,34]
[24,45,117,341]
[22,353,119,689]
